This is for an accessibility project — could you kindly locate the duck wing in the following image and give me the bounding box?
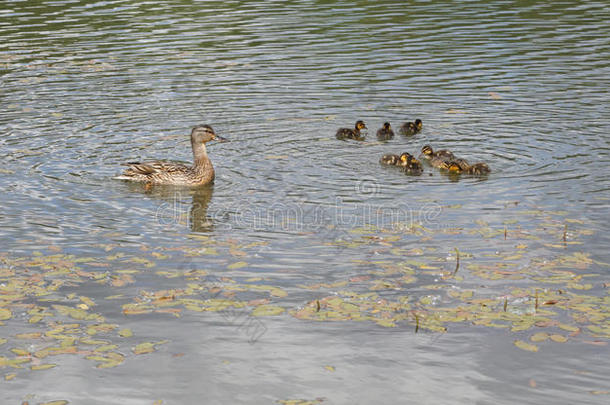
[123,161,189,175]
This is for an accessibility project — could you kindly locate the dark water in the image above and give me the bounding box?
[1,1,609,404]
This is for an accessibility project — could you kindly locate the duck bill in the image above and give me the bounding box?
[214,135,229,143]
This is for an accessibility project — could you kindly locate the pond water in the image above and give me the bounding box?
[1,1,609,404]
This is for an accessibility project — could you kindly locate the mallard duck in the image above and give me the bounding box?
[376,122,394,140]
[114,125,227,186]
[398,154,423,175]
[452,158,470,171]
[466,162,491,175]
[420,145,456,167]
[399,119,423,136]
[396,152,414,165]
[441,161,491,175]
[380,153,400,165]
[420,145,455,160]
[414,119,423,132]
[336,120,367,140]
[400,121,417,136]
[440,161,463,173]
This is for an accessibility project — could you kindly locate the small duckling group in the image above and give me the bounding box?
[420,145,490,175]
[337,119,491,176]
[336,119,422,141]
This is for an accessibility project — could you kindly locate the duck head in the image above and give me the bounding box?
[421,145,433,158]
[191,125,228,144]
[398,152,414,166]
[355,120,367,131]
[414,119,422,131]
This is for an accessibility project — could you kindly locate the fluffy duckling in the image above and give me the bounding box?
[414,119,423,132]
[440,161,463,173]
[466,162,491,175]
[380,153,400,165]
[420,145,457,167]
[420,145,455,160]
[336,120,367,140]
[399,154,423,175]
[452,158,471,171]
[441,161,491,175]
[400,121,417,136]
[399,119,422,136]
[376,122,395,140]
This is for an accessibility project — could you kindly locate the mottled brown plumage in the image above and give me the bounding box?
[115,125,227,186]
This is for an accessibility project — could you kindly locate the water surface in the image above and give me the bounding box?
[1,1,609,404]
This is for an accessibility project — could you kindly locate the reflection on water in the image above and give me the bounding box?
[122,182,215,233]
[1,0,609,404]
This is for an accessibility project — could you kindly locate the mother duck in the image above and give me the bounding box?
[115,125,227,186]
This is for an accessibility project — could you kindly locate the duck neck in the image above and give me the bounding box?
[192,140,211,171]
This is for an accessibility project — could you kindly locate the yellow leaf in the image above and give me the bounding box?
[80,296,96,307]
[558,324,579,332]
[4,373,16,381]
[324,365,335,372]
[227,261,248,270]
[530,332,549,342]
[11,348,30,356]
[31,364,57,370]
[118,328,133,338]
[375,319,396,328]
[251,305,284,316]
[0,308,11,321]
[549,334,568,343]
[514,340,539,352]
[16,332,42,340]
[133,342,155,355]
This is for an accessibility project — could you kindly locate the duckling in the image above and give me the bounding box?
[396,152,414,166]
[115,125,228,186]
[466,162,491,175]
[440,161,463,173]
[420,145,455,160]
[380,153,400,165]
[399,154,423,175]
[400,121,417,136]
[441,161,491,175]
[399,119,423,136]
[420,145,456,167]
[376,122,394,140]
[336,120,367,140]
[452,158,471,171]
[414,119,423,132]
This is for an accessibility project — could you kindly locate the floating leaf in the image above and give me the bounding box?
[0,308,11,321]
[252,305,284,317]
[530,332,549,342]
[31,364,57,370]
[227,261,248,270]
[549,334,568,343]
[514,340,539,352]
[133,342,156,355]
[118,328,133,338]
[133,340,168,355]
[16,332,42,340]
